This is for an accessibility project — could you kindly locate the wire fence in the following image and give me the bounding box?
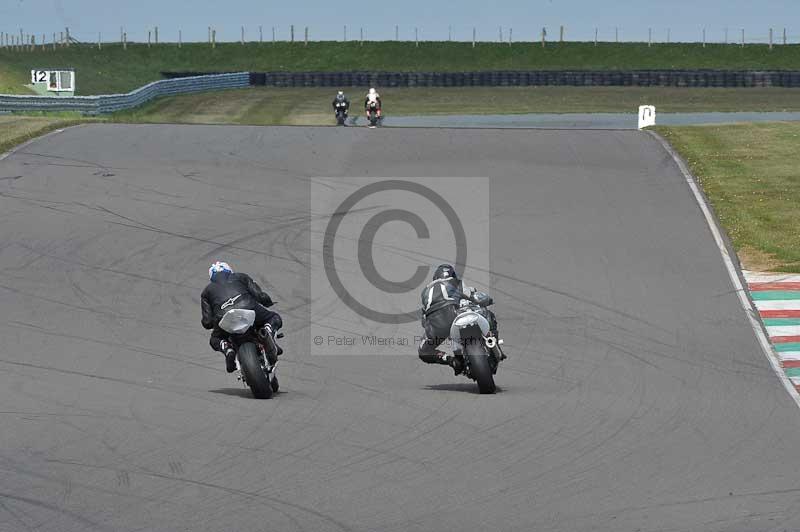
[1,25,799,50]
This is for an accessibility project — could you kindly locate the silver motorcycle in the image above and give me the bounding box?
[449,293,506,394]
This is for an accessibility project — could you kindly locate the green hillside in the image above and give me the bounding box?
[2,41,800,95]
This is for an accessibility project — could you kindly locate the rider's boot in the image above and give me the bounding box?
[495,340,508,361]
[258,324,282,365]
[489,330,508,360]
[435,350,464,376]
[220,340,237,373]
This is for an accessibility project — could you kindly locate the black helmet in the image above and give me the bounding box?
[433,264,457,281]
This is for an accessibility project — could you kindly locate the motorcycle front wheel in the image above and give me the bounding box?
[238,342,273,399]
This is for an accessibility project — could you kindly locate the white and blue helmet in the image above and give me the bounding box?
[209,261,233,281]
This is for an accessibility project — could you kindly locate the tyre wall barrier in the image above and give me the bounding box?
[243,70,800,88]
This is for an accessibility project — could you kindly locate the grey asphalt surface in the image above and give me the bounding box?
[1,124,800,532]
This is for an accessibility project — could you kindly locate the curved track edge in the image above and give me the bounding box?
[646,129,800,409]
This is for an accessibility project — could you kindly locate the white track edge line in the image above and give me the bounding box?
[647,130,800,408]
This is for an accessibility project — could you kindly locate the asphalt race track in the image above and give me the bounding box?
[1,124,800,532]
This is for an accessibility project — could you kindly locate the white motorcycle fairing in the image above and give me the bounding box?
[450,307,492,341]
[218,308,256,335]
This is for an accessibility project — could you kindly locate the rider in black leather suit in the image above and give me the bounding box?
[417,264,498,374]
[201,262,282,372]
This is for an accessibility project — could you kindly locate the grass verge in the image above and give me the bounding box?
[658,122,800,273]
[3,42,800,95]
[111,86,800,126]
[0,116,95,155]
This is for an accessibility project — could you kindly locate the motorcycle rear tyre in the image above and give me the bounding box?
[466,342,496,394]
[238,342,273,399]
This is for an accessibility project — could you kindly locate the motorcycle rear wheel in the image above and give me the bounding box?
[238,342,273,399]
[466,342,496,394]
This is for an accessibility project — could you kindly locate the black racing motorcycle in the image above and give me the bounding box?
[217,307,282,399]
[334,101,349,125]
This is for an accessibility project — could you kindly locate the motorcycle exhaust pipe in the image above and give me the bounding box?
[484,336,497,349]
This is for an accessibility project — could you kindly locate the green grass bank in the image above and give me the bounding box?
[659,122,800,272]
[3,41,800,95]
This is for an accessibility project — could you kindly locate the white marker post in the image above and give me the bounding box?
[638,105,656,129]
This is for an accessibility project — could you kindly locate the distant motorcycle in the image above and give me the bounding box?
[366,102,381,128]
[217,307,282,399]
[334,101,349,126]
[449,295,505,394]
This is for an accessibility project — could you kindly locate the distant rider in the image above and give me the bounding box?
[364,87,382,120]
[332,90,350,118]
[417,264,502,374]
[201,262,283,373]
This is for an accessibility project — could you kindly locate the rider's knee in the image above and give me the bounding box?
[418,337,438,361]
[209,334,223,352]
[269,313,283,331]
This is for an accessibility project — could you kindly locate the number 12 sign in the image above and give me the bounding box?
[31,70,49,84]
